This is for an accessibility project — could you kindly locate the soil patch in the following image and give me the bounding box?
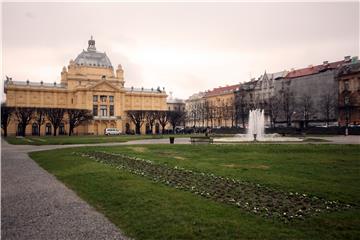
[128,146,148,153]
[222,164,270,169]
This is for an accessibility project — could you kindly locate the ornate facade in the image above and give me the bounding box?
[337,61,360,126]
[4,37,167,135]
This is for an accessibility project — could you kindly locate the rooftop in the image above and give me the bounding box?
[74,37,112,68]
[205,84,240,97]
[5,80,66,89]
[285,59,346,79]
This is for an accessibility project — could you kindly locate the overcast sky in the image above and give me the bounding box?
[2,2,359,99]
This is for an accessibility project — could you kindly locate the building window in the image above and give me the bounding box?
[59,123,65,135]
[45,123,52,136]
[100,95,107,102]
[109,96,114,103]
[344,80,349,91]
[32,123,39,136]
[93,95,98,102]
[93,105,98,116]
[17,124,22,136]
[109,105,114,116]
[344,95,350,105]
[100,105,107,116]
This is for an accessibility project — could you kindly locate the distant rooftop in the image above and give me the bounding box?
[285,56,358,79]
[205,84,240,97]
[125,86,165,94]
[5,80,66,89]
[167,92,184,103]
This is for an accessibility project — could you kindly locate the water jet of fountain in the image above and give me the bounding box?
[247,109,265,141]
[212,108,303,142]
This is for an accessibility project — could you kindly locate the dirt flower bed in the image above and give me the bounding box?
[77,151,352,222]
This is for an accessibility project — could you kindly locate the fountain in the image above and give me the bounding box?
[247,109,265,141]
[213,109,303,143]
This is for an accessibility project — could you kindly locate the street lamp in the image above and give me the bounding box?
[345,95,350,136]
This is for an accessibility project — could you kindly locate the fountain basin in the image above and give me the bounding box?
[213,133,304,143]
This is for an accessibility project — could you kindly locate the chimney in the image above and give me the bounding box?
[344,56,351,62]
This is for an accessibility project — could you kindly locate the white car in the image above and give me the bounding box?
[104,128,121,135]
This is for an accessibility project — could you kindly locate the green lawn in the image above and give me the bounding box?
[30,144,360,239]
[4,134,328,145]
[5,134,191,145]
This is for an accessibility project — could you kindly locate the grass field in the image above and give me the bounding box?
[30,144,360,239]
[5,134,191,145]
[4,134,329,145]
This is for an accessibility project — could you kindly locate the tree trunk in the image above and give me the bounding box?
[53,127,57,136]
[69,126,73,136]
[3,127,7,137]
[21,125,26,137]
[136,124,141,134]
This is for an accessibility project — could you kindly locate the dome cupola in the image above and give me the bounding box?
[74,36,113,68]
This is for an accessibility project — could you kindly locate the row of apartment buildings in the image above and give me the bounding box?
[185,56,360,128]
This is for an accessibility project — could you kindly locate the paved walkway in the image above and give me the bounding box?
[309,135,360,144]
[1,135,358,239]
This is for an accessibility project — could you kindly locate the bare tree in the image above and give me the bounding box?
[34,108,47,136]
[15,107,35,136]
[235,91,249,128]
[296,93,314,129]
[156,110,170,134]
[46,108,66,136]
[145,110,157,134]
[216,103,225,127]
[67,109,93,136]
[198,102,206,127]
[204,100,215,128]
[320,91,337,126]
[228,99,236,127]
[127,110,147,134]
[280,88,295,127]
[1,104,15,137]
[267,95,282,128]
[168,110,185,133]
[189,103,199,127]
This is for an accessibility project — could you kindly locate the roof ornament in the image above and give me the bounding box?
[88,35,96,51]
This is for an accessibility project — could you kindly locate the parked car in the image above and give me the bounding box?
[104,128,121,135]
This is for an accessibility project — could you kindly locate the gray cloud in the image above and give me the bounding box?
[2,2,359,99]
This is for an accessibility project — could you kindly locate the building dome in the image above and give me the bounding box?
[74,36,113,68]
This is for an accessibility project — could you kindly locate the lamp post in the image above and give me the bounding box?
[344,95,350,136]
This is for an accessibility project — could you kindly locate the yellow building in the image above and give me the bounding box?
[204,84,239,128]
[185,85,239,128]
[4,37,167,135]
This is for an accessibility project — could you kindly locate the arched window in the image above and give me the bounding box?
[32,123,39,136]
[59,123,65,135]
[17,123,22,136]
[45,123,52,136]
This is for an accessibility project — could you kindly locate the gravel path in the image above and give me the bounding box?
[1,140,129,240]
[1,137,190,240]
